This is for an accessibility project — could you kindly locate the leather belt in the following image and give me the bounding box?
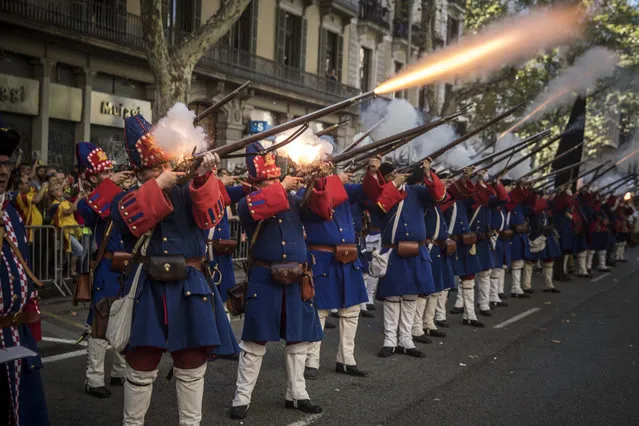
[103,252,117,260]
[368,227,381,233]
[477,232,489,240]
[382,241,426,249]
[253,259,302,269]
[307,244,356,253]
[424,239,447,248]
[138,256,204,271]
[0,311,40,329]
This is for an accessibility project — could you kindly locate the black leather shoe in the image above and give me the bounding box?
[498,293,508,299]
[490,301,508,308]
[335,362,368,377]
[462,319,485,328]
[449,307,464,315]
[110,377,125,386]
[324,321,336,329]
[85,384,111,398]
[425,329,447,338]
[524,289,534,294]
[543,288,561,293]
[413,334,433,344]
[396,346,426,358]
[377,346,395,357]
[478,309,492,317]
[285,399,323,414]
[366,303,377,311]
[360,310,375,319]
[304,367,318,380]
[230,405,249,420]
[511,293,531,299]
[435,320,449,328]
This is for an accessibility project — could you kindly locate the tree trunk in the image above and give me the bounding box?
[152,60,196,119]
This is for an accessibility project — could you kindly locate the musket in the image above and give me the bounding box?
[519,141,584,180]
[588,162,617,186]
[456,130,551,178]
[194,80,252,124]
[315,118,351,137]
[342,116,387,153]
[223,124,309,159]
[598,174,635,192]
[527,159,589,184]
[538,162,609,190]
[605,176,636,195]
[330,110,463,165]
[489,134,559,181]
[398,101,526,173]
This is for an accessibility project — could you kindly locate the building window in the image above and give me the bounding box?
[418,87,426,110]
[447,17,460,44]
[321,29,343,81]
[166,0,202,42]
[359,47,372,92]
[394,61,404,99]
[284,13,303,68]
[222,1,255,53]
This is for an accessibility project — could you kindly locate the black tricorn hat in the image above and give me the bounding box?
[379,161,396,178]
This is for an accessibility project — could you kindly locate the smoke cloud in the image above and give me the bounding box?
[275,126,334,164]
[153,103,209,158]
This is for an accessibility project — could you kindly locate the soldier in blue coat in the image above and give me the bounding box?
[445,168,485,328]
[75,142,131,398]
[410,168,453,342]
[488,181,511,309]
[349,188,375,318]
[0,126,49,426]
[230,143,324,420]
[505,183,533,298]
[363,158,444,358]
[303,174,369,379]
[112,115,237,425]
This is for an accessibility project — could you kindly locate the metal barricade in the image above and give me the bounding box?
[58,225,94,296]
[25,225,64,295]
[229,218,249,267]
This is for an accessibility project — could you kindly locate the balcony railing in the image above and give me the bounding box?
[0,0,359,103]
[392,19,421,41]
[359,0,391,31]
[318,0,360,16]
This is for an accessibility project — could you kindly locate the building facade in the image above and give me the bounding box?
[0,0,464,170]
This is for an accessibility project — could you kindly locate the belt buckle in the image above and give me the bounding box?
[11,312,22,326]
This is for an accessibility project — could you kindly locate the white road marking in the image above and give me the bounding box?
[493,308,541,329]
[286,413,324,426]
[42,349,87,364]
[591,272,611,283]
[41,337,88,346]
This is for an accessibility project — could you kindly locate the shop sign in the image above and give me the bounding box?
[0,74,39,116]
[90,90,152,128]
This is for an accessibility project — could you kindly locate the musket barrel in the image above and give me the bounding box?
[194,80,252,123]
[528,159,588,183]
[315,119,351,137]
[211,90,375,158]
[520,141,584,179]
[490,133,560,180]
[343,117,387,153]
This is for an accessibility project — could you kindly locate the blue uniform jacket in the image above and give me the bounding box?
[524,203,561,261]
[238,181,323,343]
[111,176,237,355]
[425,203,454,291]
[506,204,531,262]
[1,201,49,425]
[442,198,482,277]
[491,207,511,268]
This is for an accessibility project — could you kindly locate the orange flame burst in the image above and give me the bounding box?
[498,88,571,139]
[616,146,639,166]
[374,6,582,95]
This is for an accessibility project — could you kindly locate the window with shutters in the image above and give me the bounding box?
[222,0,255,53]
[166,0,201,43]
[283,12,303,69]
[447,16,460,44]
[394,61,405,99]
[359,47,372,92]
[322,30,343,81]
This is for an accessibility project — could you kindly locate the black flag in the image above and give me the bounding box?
[553,95,586,189]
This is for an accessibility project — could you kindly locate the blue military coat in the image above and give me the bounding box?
[425,203,455,291]
[441,198,482,277]
[208,185,244,303]
[524,203,562,261]
[237,182,323,343]
[491,207,511,268]
[1,200,49,426]
[506,204,531,262]
[112,176,237,355]
[301,178,368,310]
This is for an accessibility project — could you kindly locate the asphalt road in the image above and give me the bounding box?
[37,250,639,426]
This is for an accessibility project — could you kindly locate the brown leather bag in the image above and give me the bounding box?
[270,263,303,285]
[461,232,477,246]
[227,282,248,316]
[500,229,514,241]
[146,256,188,281]
[92,296,117,338]
[335,244,358,264]
[445,239,457,256]
[396,241,421,258]
[300,264,315,301]
[110,252,133,273]
[212,239,238,255]
[515,224,529,233]
[72,273,92,306]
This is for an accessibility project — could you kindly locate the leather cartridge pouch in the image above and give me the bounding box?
[445,239,457,256]
[227,282,248,316]
[300,263,315,301]
[212,239,238,255]
[396,241,421,258]
[270,263,303,285]
[92,296,117,339]
[461,232,478,247]
[335,244,358,264]
[110,252,133,273]
[515,224,529,234]
[500,229,514,241]
[146,256,188,282]
[72,273,92,306]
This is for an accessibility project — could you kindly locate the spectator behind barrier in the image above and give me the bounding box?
[49,184,85,277]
